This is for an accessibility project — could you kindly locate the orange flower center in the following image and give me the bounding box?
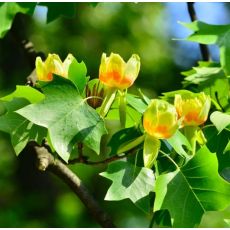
[100,71,132,88]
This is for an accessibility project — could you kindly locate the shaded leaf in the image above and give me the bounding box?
[100,160,155,213]
[108,126,143,156]
[0,113,46,155]
[0,98,46,155]
[0,3,36,38]
[203,126,230,181]
[150,210,172,228]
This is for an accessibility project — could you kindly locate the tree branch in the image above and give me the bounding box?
[32,143,116,228]
[69,148,137,165]
[187,2,211,61]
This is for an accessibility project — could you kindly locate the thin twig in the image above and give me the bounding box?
[187,3,211,61]
[69,148,137,165]
[32,143,116,228]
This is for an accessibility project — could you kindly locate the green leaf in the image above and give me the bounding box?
[224,219,230,227]
[39,3,76,23]
[203,126,230,181]
[182,63,229,111]
[1,85,45,104]
[0,98,47,155]
[150,210,172,228]
[0,113,46,155]
[0,86,44,114]
[182,65,224,87]
[126,93,148,114]
[108,126,143,156]
[117,135,145,155]
[161,90,193,104]
[143,134,160,169]
[100,160,155,212]
[17,76,107,162]
[0,3,36,38]
[154,146,230,227]
[210,111,230,133]
[166,130,191,158]
[181,21,230,75]
[68,57,88,94]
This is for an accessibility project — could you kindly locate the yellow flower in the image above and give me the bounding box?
[143,99,178,139]
[174,92,211,126]
[35,54,74,81]
[99,53,140,90]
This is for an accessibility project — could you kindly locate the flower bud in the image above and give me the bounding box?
[174,92,211,126]
[36,53,74,81]
[143,99,178,139]
[99,53,140,90]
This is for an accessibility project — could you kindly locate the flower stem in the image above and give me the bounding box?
[99,87,117,118]
[183,126,198,156]
[119,90,127,128]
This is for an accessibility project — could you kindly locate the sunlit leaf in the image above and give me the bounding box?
[68,57,88,94]
[154,146,230,227]
[210,111,230,133]
[143,134,160,168]
[166,130,191,158]
[17,76,107,162]
[180,21,230,75]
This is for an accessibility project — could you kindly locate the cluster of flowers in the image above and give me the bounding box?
[35,53,211,141]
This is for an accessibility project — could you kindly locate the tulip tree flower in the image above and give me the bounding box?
[174,91,211,156]
[143,99,178,168]
[143,99,178,139]
[99,53,140,90]
[36,53,74,81]
[174,92,211,127]
[99,53,140,126]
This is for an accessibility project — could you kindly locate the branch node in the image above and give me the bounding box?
[34,146,52,171]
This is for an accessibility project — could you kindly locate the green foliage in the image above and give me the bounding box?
[181,21,230,76]
[1,3,230,227]
[17,76,107,162]
[0,86,46,154]
[68,57,88,94]
[154,146,230,227]
[126,93,148,114]
[204,126,230,181]
[100,160,155,213]
[166,130,192,158]
[108,126,143,156]
[210,111,230,133]
[0,2,36,38]
[181,62,229,111]
[143,134,160,168]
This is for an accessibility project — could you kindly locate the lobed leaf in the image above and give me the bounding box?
[100,160,155,213]
[154,146,230,227]
[17,76,107,162]
[181,21,230,76]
